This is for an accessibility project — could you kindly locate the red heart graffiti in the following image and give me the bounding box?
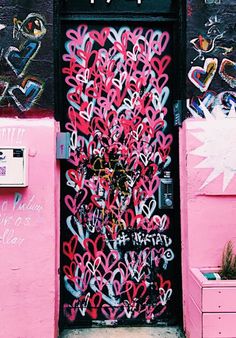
[146,107,167,128]
[66,24,88,45]
[140,175,160,197]
[74,252,91,272]
[64,194,77,215]
[68,150,80,167]
[150,74,169,94]
[124,208,144,229]
[63,261,77,281]
[113,280,133,296]
[97,89,117,110]
[68,106,90,135]
[156,131,173,162]
[151,214,170,232]
[117,262,131,282]
[151,55,171,76]
[145,300,167,321]
[125,27,143,44]
[90,194,105,208]
[141,163,158,178]
[67,91,81,107]
[83,235,106,259]
[101,304,125,320]
[155,273,172,291]
[114,41,127,58]
[89,28,110,47]
[85,84,102,99]
[125,281,147,304]
[75,269,92,292]
[63,235,78,261]
[132,186,146,206]
[76,40,93,63]
[158,147,171,162]
[99,250,119,272]
[150,248,165,267]
[94,270,113,290]
[86,292,103,319]
[151,31,170,55]
[68,169,84,189]
[63,299,79,322]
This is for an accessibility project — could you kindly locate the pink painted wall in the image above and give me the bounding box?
[180,118,236,337]
[0,118,60,338]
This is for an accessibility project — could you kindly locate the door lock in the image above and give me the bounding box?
[158,177,174,209]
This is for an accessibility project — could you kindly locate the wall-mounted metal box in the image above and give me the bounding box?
[158,177,174,209]
[56,132,70,159]
[0,147,28,187]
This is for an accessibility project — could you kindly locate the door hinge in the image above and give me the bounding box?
[173,99,184,127]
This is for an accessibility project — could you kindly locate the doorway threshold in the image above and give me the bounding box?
[59,326,185,338]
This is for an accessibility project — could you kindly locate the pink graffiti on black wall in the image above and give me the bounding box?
[62,24,175,324]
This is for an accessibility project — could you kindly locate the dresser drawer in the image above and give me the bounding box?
[203,313,236,337]
[202,287,236,312]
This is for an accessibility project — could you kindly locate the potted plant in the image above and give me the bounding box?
[219,241,236,280]
[189,241,236,338]
[202,241,236,281]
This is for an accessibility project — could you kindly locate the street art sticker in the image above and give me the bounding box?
[0,13,46,112]
[61,24,176,325]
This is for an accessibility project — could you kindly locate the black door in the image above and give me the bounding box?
[58,0,182,329]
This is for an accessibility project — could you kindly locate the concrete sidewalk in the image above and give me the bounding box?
[60,327,185,338]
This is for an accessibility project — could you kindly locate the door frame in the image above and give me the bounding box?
[55,0,186,331]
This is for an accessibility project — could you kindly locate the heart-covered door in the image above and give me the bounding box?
[59,21,181,328]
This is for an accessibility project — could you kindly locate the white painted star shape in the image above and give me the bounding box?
[187,101,236,191]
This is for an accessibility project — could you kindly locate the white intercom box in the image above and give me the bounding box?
[0,147,28,187]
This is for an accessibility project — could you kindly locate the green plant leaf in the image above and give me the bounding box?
[219,241,236,280]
